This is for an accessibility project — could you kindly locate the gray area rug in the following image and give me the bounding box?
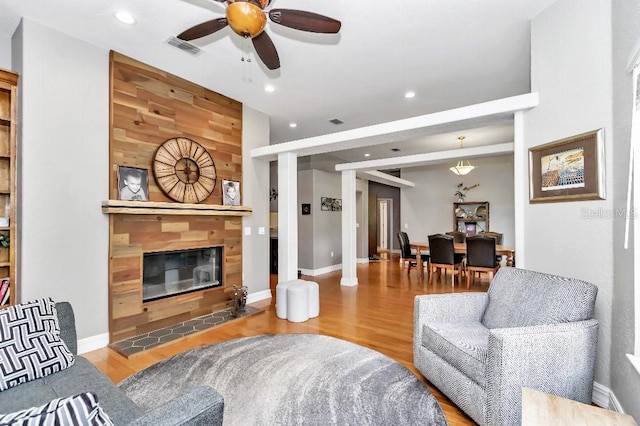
[118,334,448,425]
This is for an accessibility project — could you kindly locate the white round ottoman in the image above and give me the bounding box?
[275,281,292,319]
[307,281,319,318]
[286,282,309,323]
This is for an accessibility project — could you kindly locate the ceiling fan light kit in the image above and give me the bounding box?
[450,136,475,176]
[227,2,267,38]
[177,0,341,70]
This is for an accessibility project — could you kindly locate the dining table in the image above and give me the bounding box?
[410,242,516,279]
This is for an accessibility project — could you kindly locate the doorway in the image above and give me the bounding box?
[377,198,393,259]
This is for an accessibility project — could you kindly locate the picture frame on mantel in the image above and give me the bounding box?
[529,129,606,203]
[222,180,241,206]
[117,166,149,202]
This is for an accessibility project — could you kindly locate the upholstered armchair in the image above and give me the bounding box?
[414,267,598,425]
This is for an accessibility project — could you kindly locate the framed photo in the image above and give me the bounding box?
[222,180,241,206]
[529,129,605,203]
[321,197,332,211]
[320,197,342,212]
[117,166,149,201]
[301,203,311,215]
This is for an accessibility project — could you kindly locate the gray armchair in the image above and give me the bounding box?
[414,267,598,425]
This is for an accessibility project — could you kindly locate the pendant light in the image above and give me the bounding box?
[450,136,475,176]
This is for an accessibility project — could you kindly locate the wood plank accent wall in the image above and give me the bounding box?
[109,214,242,342]
[110,51,243,202]
[108,52,244,343]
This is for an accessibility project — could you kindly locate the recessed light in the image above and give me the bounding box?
[264,85,275,93]
[289,122,297,128]
[364,153,371,157]
[114,11,136,25]
[404,91,416,99]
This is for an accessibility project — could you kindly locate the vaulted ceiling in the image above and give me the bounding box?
[0,0,557,162]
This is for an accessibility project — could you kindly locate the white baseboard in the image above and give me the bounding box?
[357,258,370,264]
[592,381,625,413]
[78,333,109,354]
[299,264,343,277]
[247,289,271,304]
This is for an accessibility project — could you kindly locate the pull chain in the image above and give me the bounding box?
[241,36,252,64]
[241,36,253,83]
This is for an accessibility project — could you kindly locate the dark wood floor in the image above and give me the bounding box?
[84,257,486,425]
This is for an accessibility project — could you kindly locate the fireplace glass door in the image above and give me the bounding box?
[142,247,222,302]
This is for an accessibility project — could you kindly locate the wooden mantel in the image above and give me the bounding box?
[102,200,252,216]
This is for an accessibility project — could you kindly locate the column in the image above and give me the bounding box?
[341,170,358,286]
[277,152,298,283]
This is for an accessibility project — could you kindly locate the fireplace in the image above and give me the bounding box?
[142,246,223,302]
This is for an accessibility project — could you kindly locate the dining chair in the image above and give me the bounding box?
[427,234,465,286]
[479,231,503,244]
[479,231,504,264]
[397,232,430,277]
[465,234,501,288]
[445,230,466,243]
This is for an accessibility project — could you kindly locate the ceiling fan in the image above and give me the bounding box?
[177,0,341,70]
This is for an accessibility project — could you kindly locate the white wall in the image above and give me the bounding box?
[401,155,515,245]
[242,106,270,300]
[312,169,343,269]
[610,0,640,418]
[11,19,272,342]
[525,0,614,388]
[298,169,314,269]
[13,20,110,340]
[0,37,11,70]
[356,178,368,260]
[294,168,345,272]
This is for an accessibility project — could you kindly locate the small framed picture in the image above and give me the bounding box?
[321,197,332,211]
[117,166,149,201]
[222,180,241,206]
[301,203,311,215]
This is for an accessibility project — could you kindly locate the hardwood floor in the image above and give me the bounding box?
[83,257,488,425]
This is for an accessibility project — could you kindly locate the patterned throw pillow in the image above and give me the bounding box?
[0,392,114,425]
[0,298,75,391]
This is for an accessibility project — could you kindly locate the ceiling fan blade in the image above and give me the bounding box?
[268,9,341,33]
[252,32,280,70]
[177,18,228,41]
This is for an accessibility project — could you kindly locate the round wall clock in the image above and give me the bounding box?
[153,137,216,203]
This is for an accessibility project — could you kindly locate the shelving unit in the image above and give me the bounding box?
[0,69,18,308]
[453,201,489,235]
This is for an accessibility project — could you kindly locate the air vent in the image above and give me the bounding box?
[329,118,344,125]
[391,148,401,152]
[166,36,203,56]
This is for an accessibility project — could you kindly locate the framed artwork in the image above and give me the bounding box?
[321,197,332,211]
[321,197,342,211]
[117,166,149,201]
[222,180,241,206]
[529,129,605,203]
[301,203,311,215]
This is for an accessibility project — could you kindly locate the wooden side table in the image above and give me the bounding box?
[522,387,637,425]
